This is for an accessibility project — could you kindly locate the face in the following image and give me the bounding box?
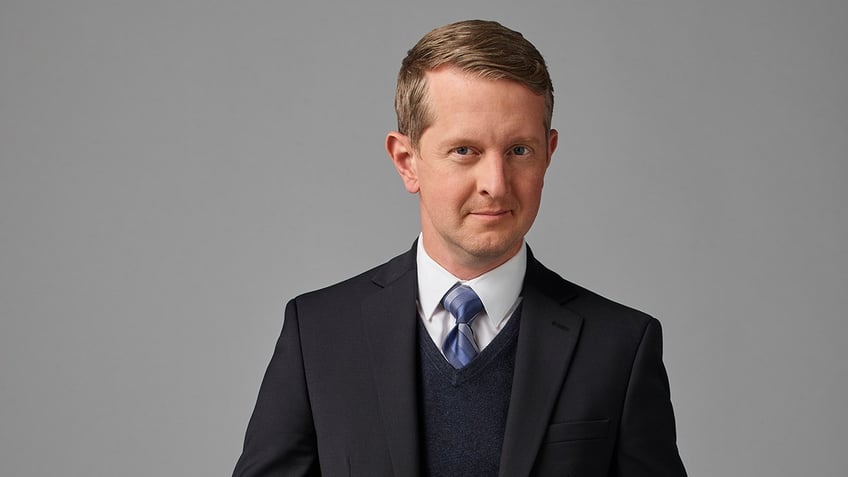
[387,67,558,278]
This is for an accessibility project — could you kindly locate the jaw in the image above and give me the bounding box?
[418,197,537,279]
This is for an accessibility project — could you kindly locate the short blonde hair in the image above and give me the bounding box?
[394,20,554,147]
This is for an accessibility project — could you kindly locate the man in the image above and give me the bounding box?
[234,20,686,476]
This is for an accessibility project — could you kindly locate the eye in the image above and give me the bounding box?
[453,146,471,155]
[511,145,530,156]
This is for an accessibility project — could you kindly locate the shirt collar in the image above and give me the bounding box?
[416,235,526,328]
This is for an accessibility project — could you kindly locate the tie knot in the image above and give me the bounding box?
[442,284,483,325]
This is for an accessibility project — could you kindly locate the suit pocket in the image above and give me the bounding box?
[542,418,610,443]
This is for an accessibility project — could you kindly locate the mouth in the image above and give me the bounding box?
[469,209,512,220]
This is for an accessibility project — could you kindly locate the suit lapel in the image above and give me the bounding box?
[361,247,421,477]
[498,254,584,477]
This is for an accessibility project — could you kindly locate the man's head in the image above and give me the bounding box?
[394,19,554,149]
[387,20,557,279]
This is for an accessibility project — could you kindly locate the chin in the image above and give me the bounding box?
[461,234,522,262]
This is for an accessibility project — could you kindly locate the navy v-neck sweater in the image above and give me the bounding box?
[417,305,522,477]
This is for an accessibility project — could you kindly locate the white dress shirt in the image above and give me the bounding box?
[416,237,526,356]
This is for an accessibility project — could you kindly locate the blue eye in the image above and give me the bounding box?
[454,146,470,155]
[512,146,529,155]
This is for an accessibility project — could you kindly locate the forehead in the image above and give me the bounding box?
[422,67,548,139]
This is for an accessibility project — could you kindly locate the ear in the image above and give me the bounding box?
[386,131,420,193]
[545,129,559,168]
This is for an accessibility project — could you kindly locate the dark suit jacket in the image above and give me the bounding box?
[234,243,686,476]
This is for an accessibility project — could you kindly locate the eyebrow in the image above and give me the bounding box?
[435,136,543,149]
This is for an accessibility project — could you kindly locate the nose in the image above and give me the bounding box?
[477,153,509,199]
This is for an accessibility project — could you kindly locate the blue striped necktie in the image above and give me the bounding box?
[442,283,483,369]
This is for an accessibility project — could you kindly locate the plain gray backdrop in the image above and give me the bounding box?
[1,0,846,475]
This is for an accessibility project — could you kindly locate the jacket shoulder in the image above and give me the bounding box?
[528,255,658,338]
[293,245,416,311]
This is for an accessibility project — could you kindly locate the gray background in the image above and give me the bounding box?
[1,0,846,475]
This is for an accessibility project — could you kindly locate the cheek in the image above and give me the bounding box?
[422,172,471,202]
[513,173,545,201]
[428,187,466,213]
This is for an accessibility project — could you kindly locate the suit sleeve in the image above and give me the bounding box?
[613,318,687,476]
[233,299,320,477]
